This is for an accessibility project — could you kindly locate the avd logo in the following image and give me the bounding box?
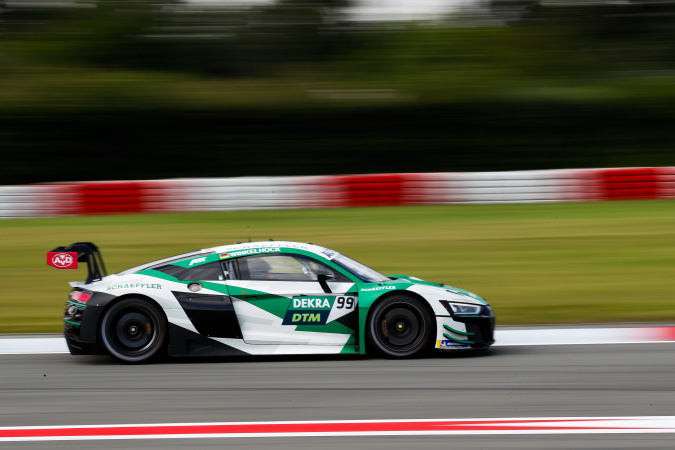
[46,252,78,269]
[53,253,73,267]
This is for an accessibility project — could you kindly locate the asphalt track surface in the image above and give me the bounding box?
[2,343,675,449]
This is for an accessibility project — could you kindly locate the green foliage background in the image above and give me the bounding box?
[2,201,675,333]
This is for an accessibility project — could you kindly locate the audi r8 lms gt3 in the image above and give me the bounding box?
[51,241,495,363]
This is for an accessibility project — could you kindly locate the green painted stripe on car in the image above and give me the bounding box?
[443,333,474,344]
[227,290,293,320]
[196,280,229,295]
[66,300,86,308]
[136,269,180,282]
[443,324,474,336]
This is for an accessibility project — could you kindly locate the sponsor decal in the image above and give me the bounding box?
[226,247,281,258]
[189,257,207,266]
[437,340,470,348]
[46,252,78,269]
[292,297,332,309]
[321,249,337,260]
[361,286,395,292]
[282,295,357,325]
[284,311,330,324]
[106,283,162,291]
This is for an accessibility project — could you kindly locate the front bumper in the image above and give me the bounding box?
[435,315,495,350]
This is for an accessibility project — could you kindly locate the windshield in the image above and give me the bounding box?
[331,253,390,283]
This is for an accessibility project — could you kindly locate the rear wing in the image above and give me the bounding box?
[47,242,107,284]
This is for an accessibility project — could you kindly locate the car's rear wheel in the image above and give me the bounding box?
[100,298,167,364]
[367,295,433,358]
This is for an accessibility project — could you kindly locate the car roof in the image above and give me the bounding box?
[117,241,333,276]
[205,241,330,257]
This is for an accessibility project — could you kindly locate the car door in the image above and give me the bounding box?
[162,260,242,339]
[224,253,359,346]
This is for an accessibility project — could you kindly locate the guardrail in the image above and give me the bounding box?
[1,167,674,218]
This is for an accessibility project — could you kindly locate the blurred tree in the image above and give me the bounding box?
[486,0,539,23]
[484,0,675,76]
[228,0,358,74]
[1,0,158,67]
[1,0,358,76]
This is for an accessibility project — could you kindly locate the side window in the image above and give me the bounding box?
[184,261,226,281]
[154,261,225,281]
[234,254,350,282]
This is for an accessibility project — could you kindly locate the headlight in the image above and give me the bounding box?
[440,301,491,316]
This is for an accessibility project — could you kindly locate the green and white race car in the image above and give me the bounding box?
[54,241,495,363]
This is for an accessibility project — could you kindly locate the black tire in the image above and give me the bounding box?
[100,298,168,364]
[367,295,434,358]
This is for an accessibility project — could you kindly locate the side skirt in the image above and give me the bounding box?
[167,323,358,357]
[167,323,249,357]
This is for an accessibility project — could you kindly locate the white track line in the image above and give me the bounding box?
[0,337,67,354]
[494,326,675,346]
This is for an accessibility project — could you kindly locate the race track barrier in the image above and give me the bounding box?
[1,167,674,218]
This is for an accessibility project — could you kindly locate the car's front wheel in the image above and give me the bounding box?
[367,295,433,358]
[100,298,167,363]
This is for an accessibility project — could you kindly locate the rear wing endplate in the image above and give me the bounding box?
[48,242,108,284]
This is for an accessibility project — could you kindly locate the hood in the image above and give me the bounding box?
[387,274,488,305]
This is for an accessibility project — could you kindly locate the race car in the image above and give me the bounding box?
[50,241,495,363]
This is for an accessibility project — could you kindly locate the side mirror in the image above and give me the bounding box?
[317,273,333,294]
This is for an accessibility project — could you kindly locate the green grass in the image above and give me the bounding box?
[2,200,675,333]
